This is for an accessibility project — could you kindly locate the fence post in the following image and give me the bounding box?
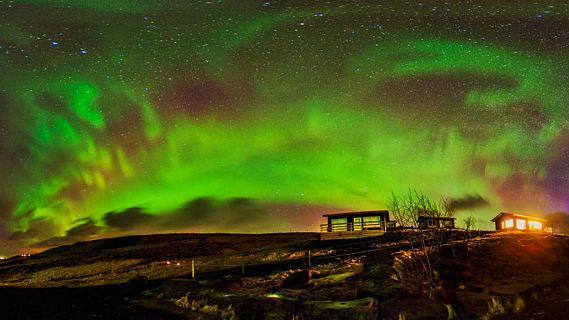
[191,259,195,280]
[308,250,311,268]
[241,262,245,276]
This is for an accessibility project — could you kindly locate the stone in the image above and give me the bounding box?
[379,298,448,320]
[281,270,311,288]
[158,278,199,299]
[357,263,402,300]
[229,295,297,320]
[455,290,496,317]
[300,298,378,320]
[489,282,534,295]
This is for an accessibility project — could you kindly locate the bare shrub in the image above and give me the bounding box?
[387,189,455,299]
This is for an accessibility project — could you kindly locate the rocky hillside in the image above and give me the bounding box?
[1,231,568,319]
[137,232,569,319]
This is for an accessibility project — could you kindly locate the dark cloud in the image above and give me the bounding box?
[32,218,102,248]
[449,194,489,211]
[66,219,102,238]
[7,218,56,246]
[163,197,266,231]
[99,197,269,234]
[9,228,39,241]
[103,207,157,231]
[10,198,340,252]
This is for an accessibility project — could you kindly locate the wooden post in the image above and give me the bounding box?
[308,250,311,268]
[241,263,245,276]
[191,259,195,280]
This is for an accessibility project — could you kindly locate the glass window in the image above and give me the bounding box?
[504,219,514,228]
[331,218,347,224]
[363,216,381,227]
[528,220,542,230]
[353,217,362,230]
[516,219,526,230]
[331,218,347,231]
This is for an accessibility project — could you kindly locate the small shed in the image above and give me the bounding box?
[491,212,549,232]
[320,210,391,240]
[418,216,456,229]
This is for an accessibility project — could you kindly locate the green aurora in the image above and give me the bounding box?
[1,1,568,254]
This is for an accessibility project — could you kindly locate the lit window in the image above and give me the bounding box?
[331,218,347,231]
[516,219,526,230]
[331,218,347,224]
[504,219,514,228]
[363,216,380,222]
[363,216,381,227]
[528,220,542,230]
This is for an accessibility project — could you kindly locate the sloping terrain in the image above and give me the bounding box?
[0,233,320,287]
[1,231,569,319]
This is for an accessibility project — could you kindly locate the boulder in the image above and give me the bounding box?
[300,298,378,320]
[229,295,297,320]
[357,264,402,300]
[379,298,448,320]
[282,270,311,288]
[455,290,496,317]
[489,282,534,295]
[159,278,199,299]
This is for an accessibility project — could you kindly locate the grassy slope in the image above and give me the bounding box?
[0,232,320,287]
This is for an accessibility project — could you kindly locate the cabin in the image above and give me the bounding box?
[418,216,456,229]
[491,212,551,232]
[320,210,392,240]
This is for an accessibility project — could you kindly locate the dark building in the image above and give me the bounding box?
[320,210,392,240]
[491,212,550,232]
[418,216,456,229]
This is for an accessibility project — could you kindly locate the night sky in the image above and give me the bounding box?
[1,0,568,255]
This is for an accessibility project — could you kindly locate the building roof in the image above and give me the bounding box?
[323,210,389,218]
[491,212,548,222]
[418,215,456,220]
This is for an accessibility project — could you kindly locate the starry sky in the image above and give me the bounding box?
[1,0,568,255]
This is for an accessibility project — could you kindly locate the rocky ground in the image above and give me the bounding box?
[1,231,568,319]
